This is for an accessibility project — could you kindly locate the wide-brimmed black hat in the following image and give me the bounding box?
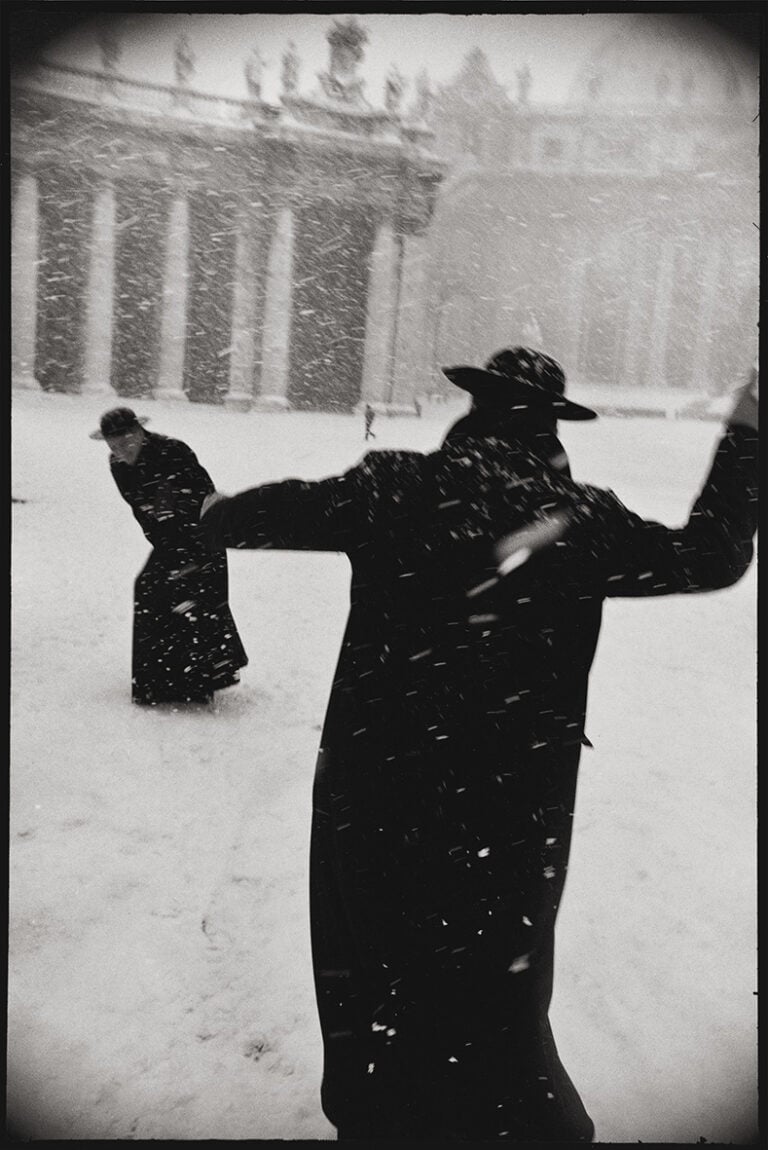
[89,407,150,440]
[442,347,597,421]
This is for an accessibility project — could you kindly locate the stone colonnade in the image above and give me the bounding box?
[430,166,757,398]
[11,170,421,412]
[569,226,745,393]
[557,220,737,393]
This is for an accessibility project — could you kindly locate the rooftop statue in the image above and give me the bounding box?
[384,65,405,115]
[245,46,266,101]
[281,41,300,97]
[174,34,196,87]
[96,25,122,75]
[413,70,433,121]
[516,62,532,105]
[318,17,368,105]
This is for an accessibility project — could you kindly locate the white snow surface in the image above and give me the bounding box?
[10,389,757,1142]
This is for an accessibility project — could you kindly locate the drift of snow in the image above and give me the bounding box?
[10,388,756,1141]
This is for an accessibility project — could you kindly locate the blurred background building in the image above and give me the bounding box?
[11,18,444,412]
[426,18,759,404]
[10,13,759,412]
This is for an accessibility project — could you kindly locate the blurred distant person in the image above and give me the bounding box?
[522,310,543,346]
[364,402,377,440]
[200,350,757,1141]
[91,407,248,706]
[244,45,265,101]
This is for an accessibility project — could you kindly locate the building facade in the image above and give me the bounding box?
[11,17,759,409]
[426,25,758,397]
[11,18,444,411]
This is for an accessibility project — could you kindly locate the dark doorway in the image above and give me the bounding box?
[183,193,237,404]
[35,173,91,393]
[289,200,374,411]
[111,182,166,398]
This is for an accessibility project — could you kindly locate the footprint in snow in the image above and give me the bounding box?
[243,1036,272,1061]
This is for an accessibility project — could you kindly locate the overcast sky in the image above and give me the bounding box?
[28,10,758,108]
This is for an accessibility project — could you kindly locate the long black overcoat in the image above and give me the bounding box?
[110,430,248,704]
[202,422,757,1140]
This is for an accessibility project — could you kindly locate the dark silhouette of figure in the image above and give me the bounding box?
[201,351,758,1141]
[92,407,248,705]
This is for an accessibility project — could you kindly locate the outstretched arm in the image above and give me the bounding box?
[200,470,362,553]
[142,441,216,551]
[597,367,758,598]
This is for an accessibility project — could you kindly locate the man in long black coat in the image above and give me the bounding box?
[201,349,758,1141]
[92,407,248,706]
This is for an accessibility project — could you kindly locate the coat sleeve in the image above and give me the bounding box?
[114,440,217,552]
[200,469,363,553]
[150,441,215,548]
[588,424,758,598]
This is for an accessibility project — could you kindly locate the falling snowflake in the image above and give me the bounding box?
[508,954,531,974]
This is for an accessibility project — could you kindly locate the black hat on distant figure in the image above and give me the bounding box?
[89,407,150,440]
[442,347,597,421]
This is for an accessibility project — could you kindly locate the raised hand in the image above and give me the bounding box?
[201,491,229,520]
[728,362,758,431]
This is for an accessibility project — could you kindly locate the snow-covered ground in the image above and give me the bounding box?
[9,387,757,1142]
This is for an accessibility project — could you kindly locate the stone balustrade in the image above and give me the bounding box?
[16,60,278,127]
[15,60,436,143]
[10,56,445,411]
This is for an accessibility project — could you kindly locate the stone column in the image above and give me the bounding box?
[389,233,427,407]
[11,172,40,388]
[360,216,398,406]
[621,227,648,389]
[690,238,721,395]
[226,211,257,411]
[156,191,190,401]
[257,203,294,411]
[646,237,676,389]
[82,182,116,395]
[564,241,588,379]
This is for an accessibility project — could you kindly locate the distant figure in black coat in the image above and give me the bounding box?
[364,403,376,440]
[201,349,758,1141]
[91,407,248,705]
